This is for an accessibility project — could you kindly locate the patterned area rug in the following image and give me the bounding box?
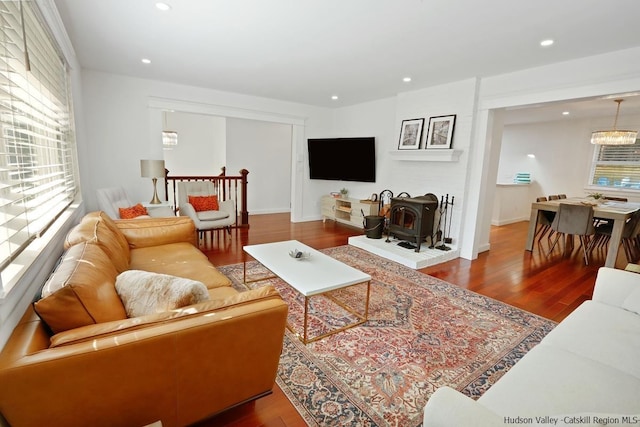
[218,245,556,427]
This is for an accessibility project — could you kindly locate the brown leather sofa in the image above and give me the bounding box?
[0,212,288,427]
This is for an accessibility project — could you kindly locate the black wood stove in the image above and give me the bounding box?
[385,195,437,252]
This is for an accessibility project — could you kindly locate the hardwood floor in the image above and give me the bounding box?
[197,213,622,427]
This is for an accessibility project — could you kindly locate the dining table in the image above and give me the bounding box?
[525,197,640,268]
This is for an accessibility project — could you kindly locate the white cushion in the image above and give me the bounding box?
[593,267,640,308]
[147,205,175,217]
[540,301,640,379]
[197,210,229,221]
[187,191,208,197]
[113,198,130,209]
[424,387,633,427]
[96,186,134,219]
[623,286,640,316]
[479,344,640,416]
[423,387,502,427]
[115,270,210,318]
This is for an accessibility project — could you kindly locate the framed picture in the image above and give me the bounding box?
[425,115,456,149]
[398,118,425,150]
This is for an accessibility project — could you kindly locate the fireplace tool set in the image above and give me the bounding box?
[432,194,454,251]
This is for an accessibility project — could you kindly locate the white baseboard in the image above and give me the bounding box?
[478,242,491,253]
[291,215,323,223]
[249,208,291,215]
[491,216,529,226]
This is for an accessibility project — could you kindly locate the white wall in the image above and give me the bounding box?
[310,97,398,211]
[327,80,478,247]
[391,79,478,248]
[226,118,292,214]
[163,112,226,176]
[499,119,593,199]
[492,184,532,225]
[470,46,640,258]
[498,114,640,202]
[78,70,334,217]
[162,113,293,214]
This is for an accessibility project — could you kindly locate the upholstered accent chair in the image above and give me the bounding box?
[96,186,174,219]
[177,181,236,236]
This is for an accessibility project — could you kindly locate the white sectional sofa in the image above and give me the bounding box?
[423,267,640,426]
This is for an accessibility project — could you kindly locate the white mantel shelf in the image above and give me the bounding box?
[388,149,462,162]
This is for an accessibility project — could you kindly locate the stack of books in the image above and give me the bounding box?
[514,173,531,184]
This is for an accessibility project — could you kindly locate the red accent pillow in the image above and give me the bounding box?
[189,195,219,212]
[119,203,148,219]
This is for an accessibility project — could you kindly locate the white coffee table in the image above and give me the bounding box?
[243,240,371,344]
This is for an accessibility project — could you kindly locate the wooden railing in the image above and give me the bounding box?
[164,167,249,228]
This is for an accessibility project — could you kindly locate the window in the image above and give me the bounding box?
[590,139,640,190]
[0,1,77,273]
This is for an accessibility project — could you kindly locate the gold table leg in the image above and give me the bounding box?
[242,257,277,289]
[292,280,371,345]
[243,251,371,345]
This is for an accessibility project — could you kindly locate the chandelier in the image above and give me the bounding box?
[162,111,178,148]
[162,130,178,147]
[591,99,638,145]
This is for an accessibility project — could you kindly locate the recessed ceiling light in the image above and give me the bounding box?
[403,77,412,83]
[155,2,171,11]
[527,154,536,158]
[562,111,570,115]
[331,95,339,100]
[540,39,554,47]
[141,58,151,64]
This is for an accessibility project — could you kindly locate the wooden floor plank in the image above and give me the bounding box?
[198,214,617,426]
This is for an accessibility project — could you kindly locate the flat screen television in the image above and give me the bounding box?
[307,137,376,182]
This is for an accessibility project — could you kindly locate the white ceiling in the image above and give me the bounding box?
[502,95,640,126]
[53,0,640,121]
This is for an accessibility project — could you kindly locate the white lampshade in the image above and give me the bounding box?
[140,159,166,178]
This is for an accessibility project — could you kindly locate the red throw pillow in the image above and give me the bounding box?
[119,203,148,219]
[189,195,219,212]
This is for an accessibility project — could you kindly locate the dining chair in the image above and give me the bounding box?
[594,197,629,227]
[617,213,640,263]
[534,196,555,248]
[547,203,595,265]
[589,210,640,263]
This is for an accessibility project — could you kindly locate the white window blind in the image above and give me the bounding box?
[591,139,640,189]
[0,1,77,271]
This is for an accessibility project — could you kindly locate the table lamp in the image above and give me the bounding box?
[140,159,165,204]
